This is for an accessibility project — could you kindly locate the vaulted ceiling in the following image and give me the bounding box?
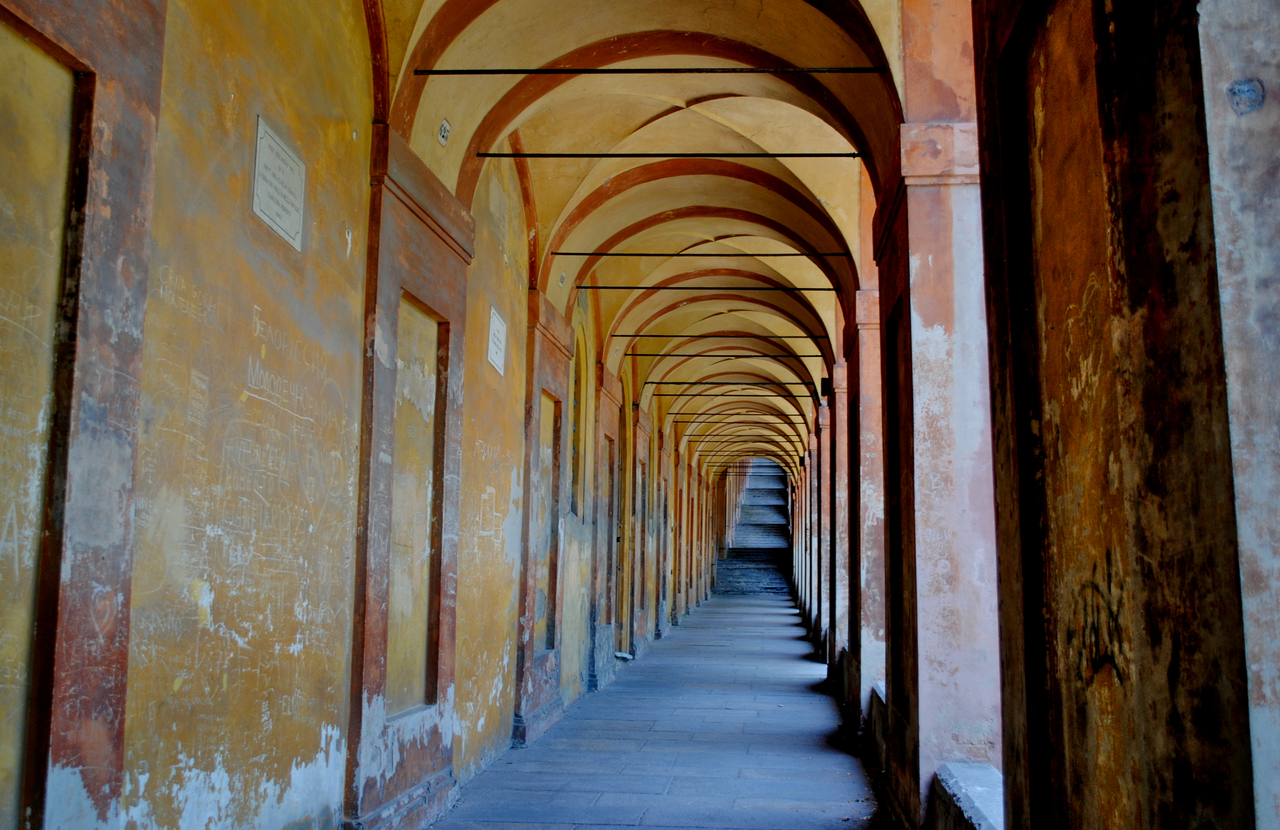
[373,0,904,480]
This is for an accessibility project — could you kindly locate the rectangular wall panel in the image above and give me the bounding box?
[387,296,441,715]
[0,20,73,829]
[535,392,558,650]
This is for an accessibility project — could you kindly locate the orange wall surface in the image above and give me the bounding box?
[0,21,74,830]
[452,157,530,780]
[121,0,372,825]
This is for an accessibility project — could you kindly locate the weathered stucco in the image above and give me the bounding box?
[975,0,1256,826]
[452,157,529,781]
[121,0,372,825]
[7,2,1275,828]
[0,21,73,830]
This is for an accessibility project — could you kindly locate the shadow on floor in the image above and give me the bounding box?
[430,594,884,830]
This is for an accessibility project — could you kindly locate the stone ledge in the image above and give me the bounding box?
[928,762,1004,830]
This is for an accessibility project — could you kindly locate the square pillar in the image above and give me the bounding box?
[807,441,820,633]
[829,363,853,691]
[1199,3,1280,823]
[856,291,887,717]
[512,290,572,745]
[881,119,1002,823]
[819,402,833,651]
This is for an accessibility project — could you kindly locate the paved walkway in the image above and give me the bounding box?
[431,594,880,829]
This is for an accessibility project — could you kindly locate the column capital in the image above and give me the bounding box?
[528,288,573,359]
[831,360,848,392]
[900,122,979,186]
[856,289,880,331]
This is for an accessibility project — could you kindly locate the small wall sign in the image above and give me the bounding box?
[487,307,507,376]
[252,116,306,251]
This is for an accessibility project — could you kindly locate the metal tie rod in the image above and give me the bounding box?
[580,285,835,291]
[686,439,797,444]
[651,392,806,398]
[645,381,812,386]
[674,418,806,422]
[674,420,806,424]
[480,151,859,159]
[616,334,827,339]
[415,67,885,76]
[672,416,807,421]
[555,251,849,257]
[672,412,807,417]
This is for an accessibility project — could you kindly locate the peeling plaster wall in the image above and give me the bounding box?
[452,158,529,782]
[1011,0,1254,825]
[1024,6,1132,820]
[0,21,73,829]
[119,0,373,826]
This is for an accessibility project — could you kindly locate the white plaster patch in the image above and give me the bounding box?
[503,466,524,567]
[123,724,345,830]
[356,685,458,798]
[374,320,393,369]
[44,763,120,830]
[65,398,132,555]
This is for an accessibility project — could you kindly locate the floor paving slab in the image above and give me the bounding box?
[430,589,880,828]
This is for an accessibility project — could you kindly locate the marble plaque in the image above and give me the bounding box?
[487,307,507,376]
[252,116,306,251]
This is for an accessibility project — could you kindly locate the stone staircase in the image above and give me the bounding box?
[714,460,791,596]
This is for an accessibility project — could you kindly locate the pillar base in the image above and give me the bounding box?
[513,694,564,747]
[345,767,455,830]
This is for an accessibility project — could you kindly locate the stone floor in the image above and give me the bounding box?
[430,594,881,829]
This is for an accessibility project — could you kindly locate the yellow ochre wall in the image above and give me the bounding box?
[558,309,598,705]
[121,0,372,825]
[0,21,74,830]
[452,157,530,781]
[0,1,716,824]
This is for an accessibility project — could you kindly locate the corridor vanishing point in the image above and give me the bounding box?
[0,1,1276,828]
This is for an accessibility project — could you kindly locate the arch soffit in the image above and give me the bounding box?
[379,0,903,476]
[389,0,904,193]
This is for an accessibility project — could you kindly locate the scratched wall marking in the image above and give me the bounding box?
[387,297,440,714]
[126,286,359,826]
[0,21,73,830]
